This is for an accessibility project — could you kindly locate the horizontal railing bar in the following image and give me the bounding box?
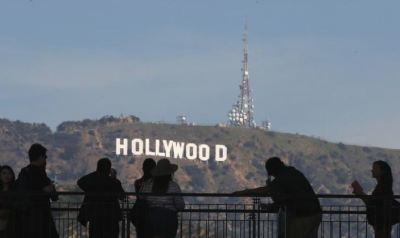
[3,191,400,199]
[50,207,368,215]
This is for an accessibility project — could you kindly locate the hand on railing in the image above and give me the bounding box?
[43,182,59,201]
[259,203,280,213]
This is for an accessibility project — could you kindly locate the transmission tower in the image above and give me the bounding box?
[228,21,256,128]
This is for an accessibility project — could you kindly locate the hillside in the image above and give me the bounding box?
[0,116,399,197]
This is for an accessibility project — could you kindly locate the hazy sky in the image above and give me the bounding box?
[1,1,399,149]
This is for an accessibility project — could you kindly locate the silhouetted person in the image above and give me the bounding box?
[352,160,398,238]
[77,158,125,238]
[234,157,322,238]
[131,158,156,238]
[16,143,59,238]
[140,159,185,238]
[134,158,156,197]
[0,165,16,238]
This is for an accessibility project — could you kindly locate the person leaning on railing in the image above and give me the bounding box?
[139,159,185,238]
[233,157,322,238]
[351,160,400,238]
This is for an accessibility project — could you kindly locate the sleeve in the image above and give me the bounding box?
[134,180,140,193]
[77,174,91,192]
[171,182,185,210]
[117,180,125,194]
[16,170,29,191]
[139,180,151,193]
[267,178,285,205]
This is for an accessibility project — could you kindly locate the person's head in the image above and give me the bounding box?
[0,165,15,189]
[372,160,393,186]
[265,157,286,177]
[28,143,47,168]
[142,158,156,178]
[151,159,178,193]
[97,158,112,176]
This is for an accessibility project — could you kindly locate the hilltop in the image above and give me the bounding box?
[0,116,399,196]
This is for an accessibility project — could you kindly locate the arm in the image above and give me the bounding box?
[233,186,270,196]
[115,179,126,200]
[351,180,369,204]
[77,174,91,192]
[43,182,58,201]
[138,180,150,200]
[172,183,185,210]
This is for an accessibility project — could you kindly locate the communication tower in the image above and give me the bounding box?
[228,21,256,128]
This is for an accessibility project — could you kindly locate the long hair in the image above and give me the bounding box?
[152,175,172,194]
[142,158,156,179]
[0,165,16,190]
[373,160,393,194]
[97,158,112,176]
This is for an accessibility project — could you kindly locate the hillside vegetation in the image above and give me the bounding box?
[1,116,399,196]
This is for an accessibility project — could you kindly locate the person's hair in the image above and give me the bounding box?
[152,175,172,193]
[28,143,47,162]
[97,158,112,176]
[373,160,393,193]
[265,157,286,176]
[0,165,16,188]
[142,158,156,178]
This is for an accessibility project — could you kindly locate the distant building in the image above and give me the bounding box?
[177,115,188,125]
[261,120,272,131]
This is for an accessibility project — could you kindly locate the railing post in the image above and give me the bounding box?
[251,198,257,238]
[121,197,127,238]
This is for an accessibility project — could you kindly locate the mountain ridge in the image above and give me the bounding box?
[0,115,399,196]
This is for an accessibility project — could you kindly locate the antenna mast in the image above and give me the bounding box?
[228,19,256,128]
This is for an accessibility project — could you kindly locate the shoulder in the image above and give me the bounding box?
[112,178,123,186]
[373,183,393,196]
[17,166,30,181]
[168,181,182,192]
[84,172,98,179]
[140,178,153,192]
[134,177,144,186]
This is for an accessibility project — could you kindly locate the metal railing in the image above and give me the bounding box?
[1,192,400,238]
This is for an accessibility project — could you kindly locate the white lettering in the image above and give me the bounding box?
[186,143,197,160]
[173,141,185,159]
[163,140,174,158]
[145,139,155,156]
[215,144,228,162]
[198,144,210,161]
[115,138,228,162]
[116,138,128,156]
[132,139,144,156]
[155,139,165,156]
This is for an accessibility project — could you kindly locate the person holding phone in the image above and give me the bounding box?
[352,160,398,238]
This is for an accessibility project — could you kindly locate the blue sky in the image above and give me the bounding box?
[0,1,399,149]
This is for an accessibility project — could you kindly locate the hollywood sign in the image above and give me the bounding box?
[115,138,228,162]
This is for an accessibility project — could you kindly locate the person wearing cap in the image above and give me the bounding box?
[234,157,322,238]
[140,158,185,238]
[15,143,59,238]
